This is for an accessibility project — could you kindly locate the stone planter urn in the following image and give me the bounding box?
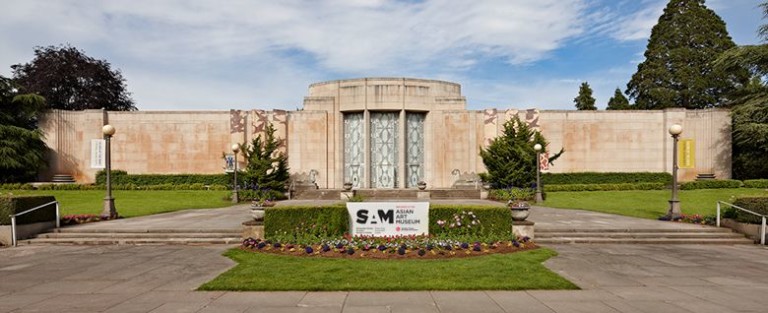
[417,181,427,190]
[507,200,531,221]
[250,207,265,221]
[343,182,353,191]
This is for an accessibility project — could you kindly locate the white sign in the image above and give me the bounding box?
[347,202,429,237]
[90,139,106,169]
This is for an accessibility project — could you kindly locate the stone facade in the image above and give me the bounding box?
[38,77,731,186]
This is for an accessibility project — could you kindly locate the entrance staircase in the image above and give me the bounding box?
[19,228,242,245]
[535,227,753,244]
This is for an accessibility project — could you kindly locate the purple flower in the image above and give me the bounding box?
[322,244,331,252]
[305,246,314,254]
[460,242,469,249]
[418,249,426,256]
[346,247,355,255]
[377,245,387,251]
[397,247,406,255]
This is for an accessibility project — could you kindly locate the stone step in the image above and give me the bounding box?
[536,237,754,244]
[536,227,733,233]
[536,232,746,239]
[35,232,240,239]
[429,189,481,199]
[51,174,76,183]
[292,189,341,200]
[21,237,242,245]
[55,228,240,234]
[356,189,418,200]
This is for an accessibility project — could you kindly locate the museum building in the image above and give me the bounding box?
[39,77,731,188]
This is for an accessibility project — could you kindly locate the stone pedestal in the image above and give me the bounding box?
[241,220,264,239]
[480,190,488,199]
[341,191,354,200]
[417,191,431,199]
[512,220,535,240]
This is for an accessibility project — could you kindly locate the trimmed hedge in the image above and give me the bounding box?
[680,180,743,190]
[0,195,57,225]
[429,205,512,239]
[1,183,228,191]
[263,204,513,241]
[95,170,229,186]
[541,172,672,185]
[264,205,349,240]
[730,197,768,224]
[744,179,768,189]
[544,182,665,192]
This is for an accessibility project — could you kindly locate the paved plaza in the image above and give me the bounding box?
[2,203,768,312]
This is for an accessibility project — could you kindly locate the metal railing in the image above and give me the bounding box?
[9,201,59,247]
[717,201,766,245]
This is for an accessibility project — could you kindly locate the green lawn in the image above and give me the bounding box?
[0,190,233,218]
[544,188,768,219]
[198,248,577,291]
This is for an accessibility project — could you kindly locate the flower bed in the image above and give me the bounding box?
[240,235,536,259]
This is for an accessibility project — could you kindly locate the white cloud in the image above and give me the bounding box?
[610,1,666,42]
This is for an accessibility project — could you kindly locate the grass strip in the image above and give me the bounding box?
[544,188,768,219]
[198,248,578,291]
[0,190,232,218]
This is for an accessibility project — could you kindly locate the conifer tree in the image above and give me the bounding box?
[239,122,290,193]
[480,116,563,188]
[606,88,631,110]
[626,0,748,109]
[574,82,597,110]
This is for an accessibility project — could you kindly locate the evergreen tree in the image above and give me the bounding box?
[0,76,48,182]
[239,122,290,193]
[574,82,597,110]
[626,0,749,109]
[480,116,563,188]
[606,88,631,110]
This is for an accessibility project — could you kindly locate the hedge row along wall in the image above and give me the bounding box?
[0,195,57,225]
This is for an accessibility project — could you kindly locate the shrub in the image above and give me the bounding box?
[95,170,229,186]
[0,194,57,225]
[541,172,671,185]
[730,197,768,224]
[429,205,511,240]
[544,182,666,192]
[680,180,743,190]
[489,188,535,201]
[0,183,35,190]
[744,179,768,189]
[237,189,287,202]
[264,205,349,240]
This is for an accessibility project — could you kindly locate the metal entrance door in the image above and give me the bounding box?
[343,113,364,188]
[370,112,399,188]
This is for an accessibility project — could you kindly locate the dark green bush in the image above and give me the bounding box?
[95,170,229,186]
[264,205,349,240]
[0,195,57,225]
[544,182,666,192]
[744,180,768,189]
[731,197,768,224]
[680,180,743,190]
[429,205,512,239]
[0,183,35,190]
[238,189,287,201]
[541,172,671,185]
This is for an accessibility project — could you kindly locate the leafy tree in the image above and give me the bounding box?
[716,2,768,179]
[606,88,631,110]
[480,116,564,188]
[0,76,48,182]
[574,82,597,110]
[11,45,136,111]
[626,0,749,109]
[730,89,768,179]
[238,122,290,193]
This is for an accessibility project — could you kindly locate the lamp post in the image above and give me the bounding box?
[231,144,240,203]
[667,124,683,220]
[533,143,543,203]
[101,124,118,219]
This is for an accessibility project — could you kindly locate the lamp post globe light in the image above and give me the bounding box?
[231,144,240,203]
[533,143,543,203]
[667,124,683,220]
[101,124,118,219]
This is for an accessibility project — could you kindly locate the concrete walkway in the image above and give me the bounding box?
[61,199,714,233]
[2,201,766,312]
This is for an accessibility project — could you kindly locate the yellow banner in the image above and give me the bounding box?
[678,139,695,168]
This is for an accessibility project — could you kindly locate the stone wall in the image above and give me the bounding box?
[37,78,731,186]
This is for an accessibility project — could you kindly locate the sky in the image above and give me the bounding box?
[0,0,763,111]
